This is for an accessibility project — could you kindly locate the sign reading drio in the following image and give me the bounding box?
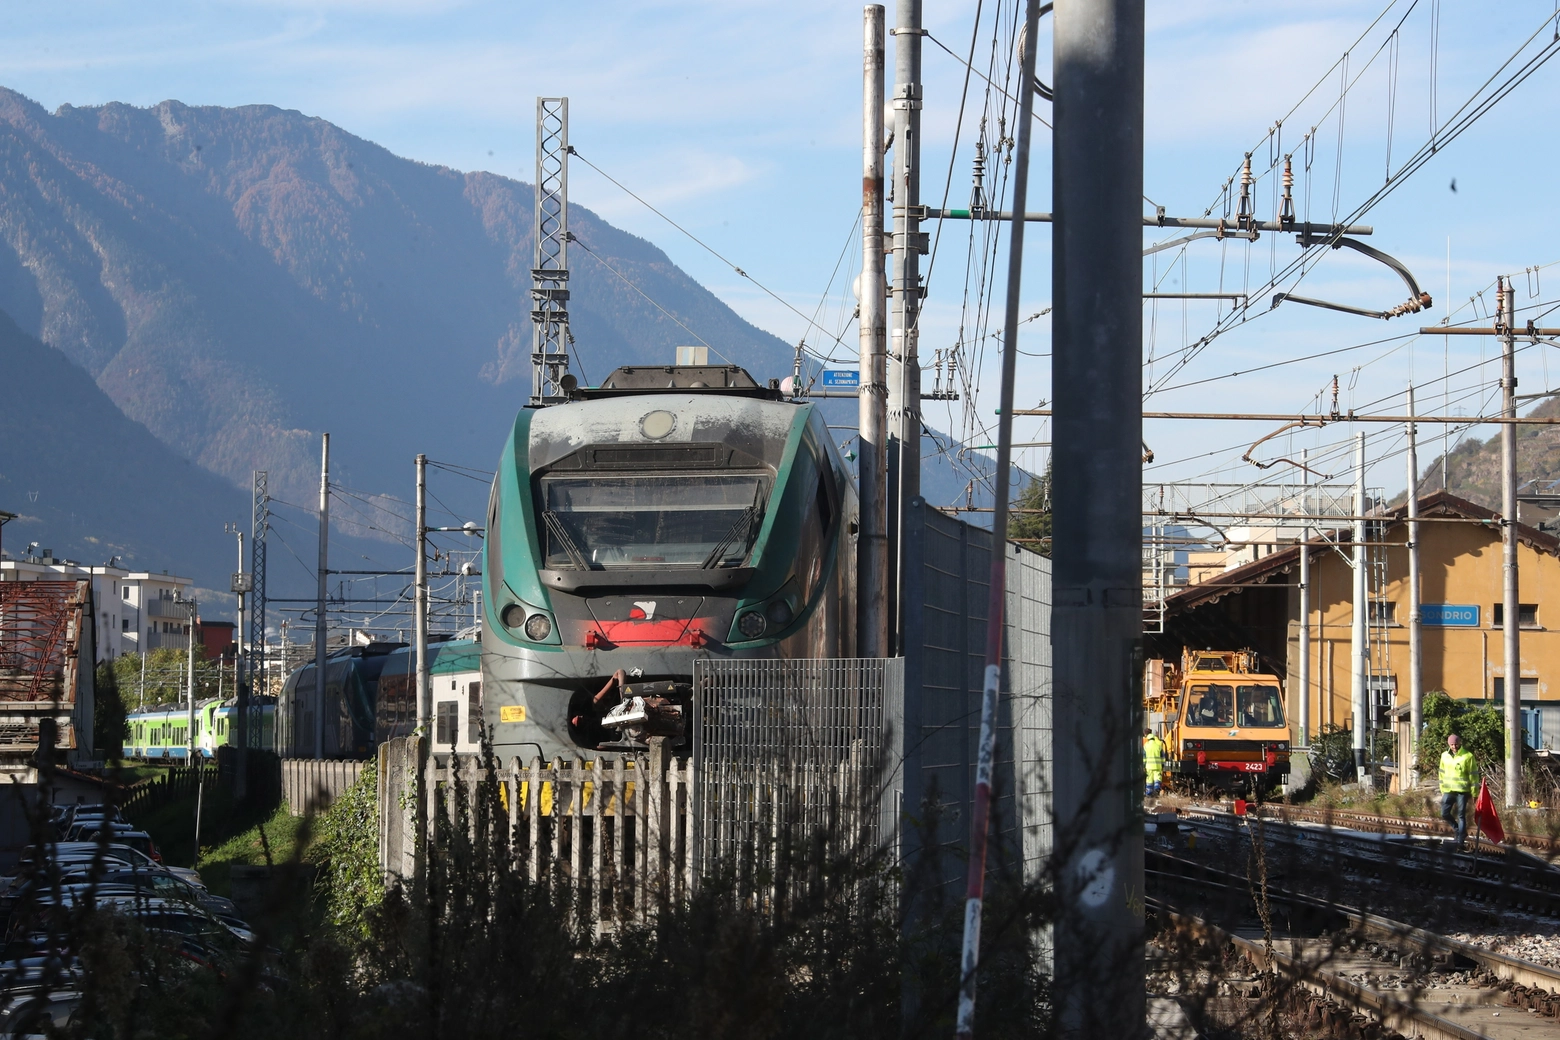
[1421,603,1480,627]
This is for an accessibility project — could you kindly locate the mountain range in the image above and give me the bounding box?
[1416,393,1560,510]
[0,88,999,605]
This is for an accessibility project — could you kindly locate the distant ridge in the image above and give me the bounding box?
[0,87,796,513]
[0,309,243,582]
[1416,395,1560,509]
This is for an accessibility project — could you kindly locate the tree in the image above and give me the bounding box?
[111,648,228,711]
[1416,691,1507,782]
[1007,460,1052,555]
[94,661,127,762]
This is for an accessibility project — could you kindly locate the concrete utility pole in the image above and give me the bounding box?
[1298,449,1311,747]
[887,0,922,654]
[1050,0,1145,1031]
[185,596,197,759]
[1500,277,1522,806]
[1351,431,1369,784]
[1406,387,1424,788]
[955,0,1041,1033]
[315,433,329,761]
[225,521,248,796]
[859,5,889,660]
[415,454,431,733]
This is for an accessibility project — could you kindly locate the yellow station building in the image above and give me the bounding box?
[1158,492,1560,755]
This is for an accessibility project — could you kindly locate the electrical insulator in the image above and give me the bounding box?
[1279,155,1295,228]
[1236,153,1254,229]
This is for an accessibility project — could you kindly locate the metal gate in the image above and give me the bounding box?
[692,658,903,875]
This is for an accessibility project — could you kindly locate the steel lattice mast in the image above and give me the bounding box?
[531,97,572,406]
[247,470,267,749]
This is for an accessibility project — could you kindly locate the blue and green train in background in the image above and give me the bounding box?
[122,696,277,761]
[273,638,483,759]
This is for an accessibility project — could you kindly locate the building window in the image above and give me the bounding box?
[1494,676,1541,700]
[122,586,131,600]
[1493,603,1540,628]
[121,619,129,632]
[436,701,459,746]
[1368,601,1396,625]
[468,681,481,745]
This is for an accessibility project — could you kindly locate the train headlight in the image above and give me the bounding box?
[523,613,553,642]
[737,610,767,639]
[501,604,527,629]
[765,599,794,628]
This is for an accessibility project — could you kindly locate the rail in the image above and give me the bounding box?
[1154,904,1490,1040]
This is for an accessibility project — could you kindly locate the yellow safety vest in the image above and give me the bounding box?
[1143,736,1165,778]
[1438,748,1477,794]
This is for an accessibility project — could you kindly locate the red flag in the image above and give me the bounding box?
[1474,780,1505,845]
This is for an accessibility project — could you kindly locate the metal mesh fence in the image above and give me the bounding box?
[692,658,903,876]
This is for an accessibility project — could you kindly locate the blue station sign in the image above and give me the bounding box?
[1421,603,1480,627]
[821,369,860,389]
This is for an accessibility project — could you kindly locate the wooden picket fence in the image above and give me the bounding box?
[378,736,694,925]
[120,766,212,823]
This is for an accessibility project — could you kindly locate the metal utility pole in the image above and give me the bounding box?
[1500,277,1522,806]
[887,0,922,654]
[1414,289,1528,805]
[859,5,889,660]
[415,454,431,733]
[955,0,1041,1033]
[1049,0,1145,1031]
[315,434,329,761]
[1406,388,1424,787]
[531,97,572,406]
[243,470,268,781]
[1351,431,1368,784]
[1298,449,1311,747]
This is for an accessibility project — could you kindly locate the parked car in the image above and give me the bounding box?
[0,990,82,1038]
[64,827,161,862]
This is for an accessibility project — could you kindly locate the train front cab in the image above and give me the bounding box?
[1170,662,1292,793]
[481,377,856,765]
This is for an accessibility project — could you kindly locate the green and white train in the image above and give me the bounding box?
[480,364,857,763]
[122,697,276,761]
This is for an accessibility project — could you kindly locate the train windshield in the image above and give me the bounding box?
[1183,683,1285,728]
[540,474,768,568]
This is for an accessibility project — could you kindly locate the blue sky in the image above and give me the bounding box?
[4,0,1560,504]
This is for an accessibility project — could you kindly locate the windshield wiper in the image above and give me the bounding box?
[701,506,760,569]
[542,511,591,570]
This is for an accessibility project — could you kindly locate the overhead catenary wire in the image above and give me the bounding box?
[569,146,855,360]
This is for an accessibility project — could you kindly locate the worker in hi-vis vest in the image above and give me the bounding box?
[1438,732,1478,849]
[1143,728,1166,798]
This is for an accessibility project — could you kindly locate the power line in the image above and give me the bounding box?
[571,236,731,364]
[568,146,855,359]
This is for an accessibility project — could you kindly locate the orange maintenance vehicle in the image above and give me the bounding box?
[1145,649,1291,794]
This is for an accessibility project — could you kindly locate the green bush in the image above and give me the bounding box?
[313,761,383,936]
[1308,724,1356,783]
[1416,690,1507,782]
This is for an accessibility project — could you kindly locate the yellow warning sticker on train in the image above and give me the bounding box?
[500,705,526,723]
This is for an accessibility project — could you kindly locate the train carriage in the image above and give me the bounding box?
[276,642,404,759]
[376,638,483,755]
[481,364,857,764]
[123,696,275,761]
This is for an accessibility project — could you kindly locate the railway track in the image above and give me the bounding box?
[1148,848,1560,1038]
[1168,807,1560,918]
[1251,801,1560,858]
